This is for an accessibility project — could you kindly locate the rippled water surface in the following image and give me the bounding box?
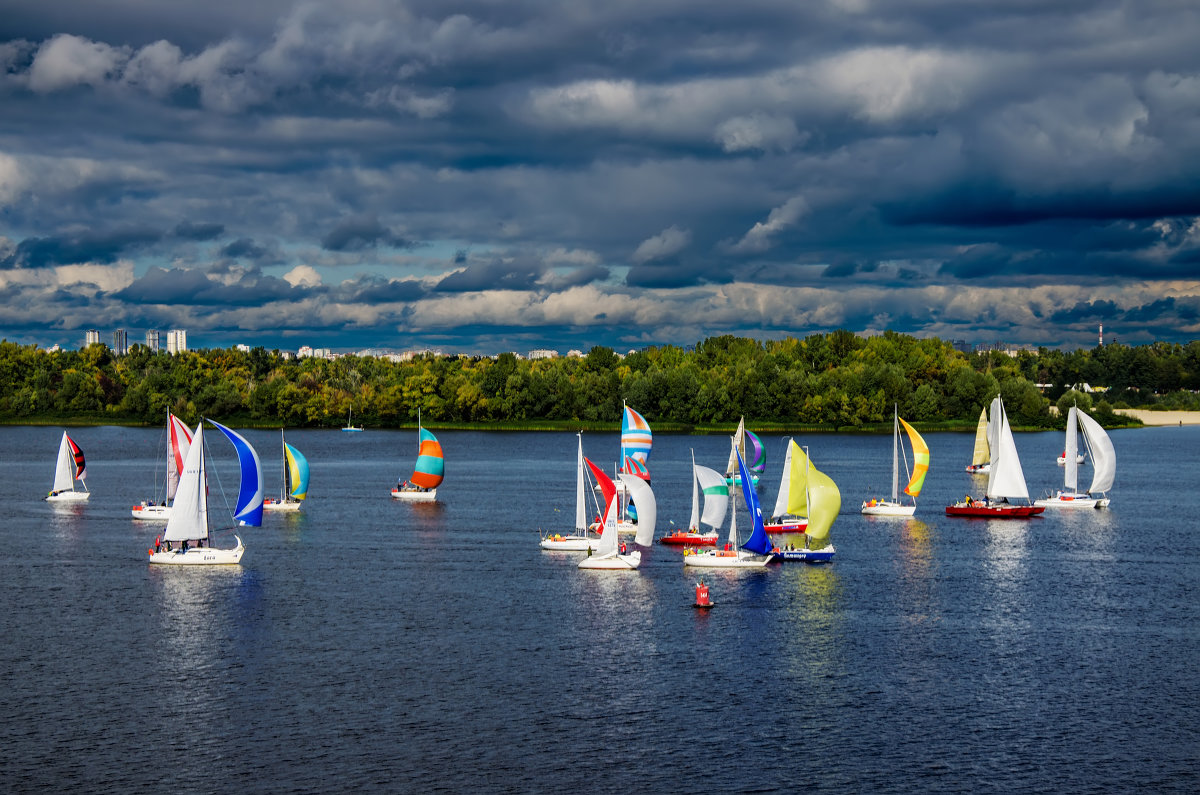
[2,424,1198,793]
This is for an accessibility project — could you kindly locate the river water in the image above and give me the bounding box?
[1,424,1197,793]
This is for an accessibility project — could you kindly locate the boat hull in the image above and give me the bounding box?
[131,503,171,520]
[578,551,641,570]
[774,545,835,563]
[861,501,916,516]
[660,531,718,546]
[391,487,437,502]
[148,536,244,565]
[46,491,89,502]
[263,499,302,512]
[682,550,773,568]
[764,520,808,534]
[945,504,1045,518]
[1033,492,1100,509]
[540,534,599,551]
[965,464,990,474]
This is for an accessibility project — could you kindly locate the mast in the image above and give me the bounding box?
[891,405,900,502]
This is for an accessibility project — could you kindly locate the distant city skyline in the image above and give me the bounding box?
[3,3,1199,352]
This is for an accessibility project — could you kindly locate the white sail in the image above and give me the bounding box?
[163,423,208,542]
[592,480,620,558]
[890,408,900,501]
[574,434,587,532]
[772,439,793,518]
[52,432,75,493]
[1077,409,1116,494]
[1064,406,1079,492]
[725,416,746,476]
[694,464,729,528]
[619,473,657,548]
[986,397,1030,501]
[688,451,700,529]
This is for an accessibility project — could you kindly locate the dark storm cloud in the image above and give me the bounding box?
[434,259,545,292]
[0,228,160,269]
[114,266,309,306]
[4,1,1200,350]
[173,221,224,241]
[321,216,414,253]
[1050,300,1124,324]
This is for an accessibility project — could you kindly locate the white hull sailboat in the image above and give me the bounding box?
[148,420,261,566]
[392,412,443,501]
[46,431,89,502]
[1035,406,1115,509]
[578,468,657,570]
[132,412,193,521]
[684,443,774,568]
[772,441,840,563]
[342,406,363,432]
[263,430,309,512]
[541,434,604,551]
[862,407,929,516]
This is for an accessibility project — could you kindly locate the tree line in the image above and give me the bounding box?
[3,331,1196,429]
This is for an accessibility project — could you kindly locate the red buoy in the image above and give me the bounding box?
[694,582,714,609]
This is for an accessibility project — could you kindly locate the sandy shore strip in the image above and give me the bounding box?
[1115,409,1200,426]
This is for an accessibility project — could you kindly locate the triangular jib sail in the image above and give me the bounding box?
[985,396,1030,501]
[971,407,989,467]
[163,422,208,543]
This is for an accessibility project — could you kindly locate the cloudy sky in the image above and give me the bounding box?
[3,0,1200,354]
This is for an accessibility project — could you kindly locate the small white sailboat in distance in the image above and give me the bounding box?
[46,431,89,502]
[342,406,363,432]
[541,433,604,551]
[148,421,254,565]
[1035,406,1115,509]
[578,466,657,570]
[862,407,929,516]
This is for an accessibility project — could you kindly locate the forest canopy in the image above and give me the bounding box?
[2,331,1192,429]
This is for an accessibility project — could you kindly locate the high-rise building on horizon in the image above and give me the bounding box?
[166,329,187,355]
[146,329,160,352]
[112,328,128,356]
[85,329,100,347]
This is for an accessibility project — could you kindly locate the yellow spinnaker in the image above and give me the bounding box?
[899,418,929,498]
[786,440,840,544]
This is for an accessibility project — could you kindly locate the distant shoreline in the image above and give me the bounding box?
[1114,409,1200,426]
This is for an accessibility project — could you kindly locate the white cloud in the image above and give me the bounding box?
[715,113,804,153]
[28,34,130,93]
[284,265,323,287]
[730,197,809,253]
[632,226,691,263]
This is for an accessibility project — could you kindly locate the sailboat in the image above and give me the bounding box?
[132,412,193,520]
[660,452,724,546]
[541,434,605,551]
[263,430,309,512]
[578,460,657,570]
[724,417,760,486]
[764,439,808,533]
[45,431,89,502]
[862,407,929,516]
[342,405,363,432]
[1056,451,1085,465]
[1035,406,1115,509]
[391,412,444,501]
[947,396,1045,518]
[965,406,991,473]
[773,441,840,563]
[147,419,262,565]
[620,402,652,480]
[683,443,774,568]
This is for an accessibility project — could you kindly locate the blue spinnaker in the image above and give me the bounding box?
[739,449,772,555]
[210,419,264,527]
